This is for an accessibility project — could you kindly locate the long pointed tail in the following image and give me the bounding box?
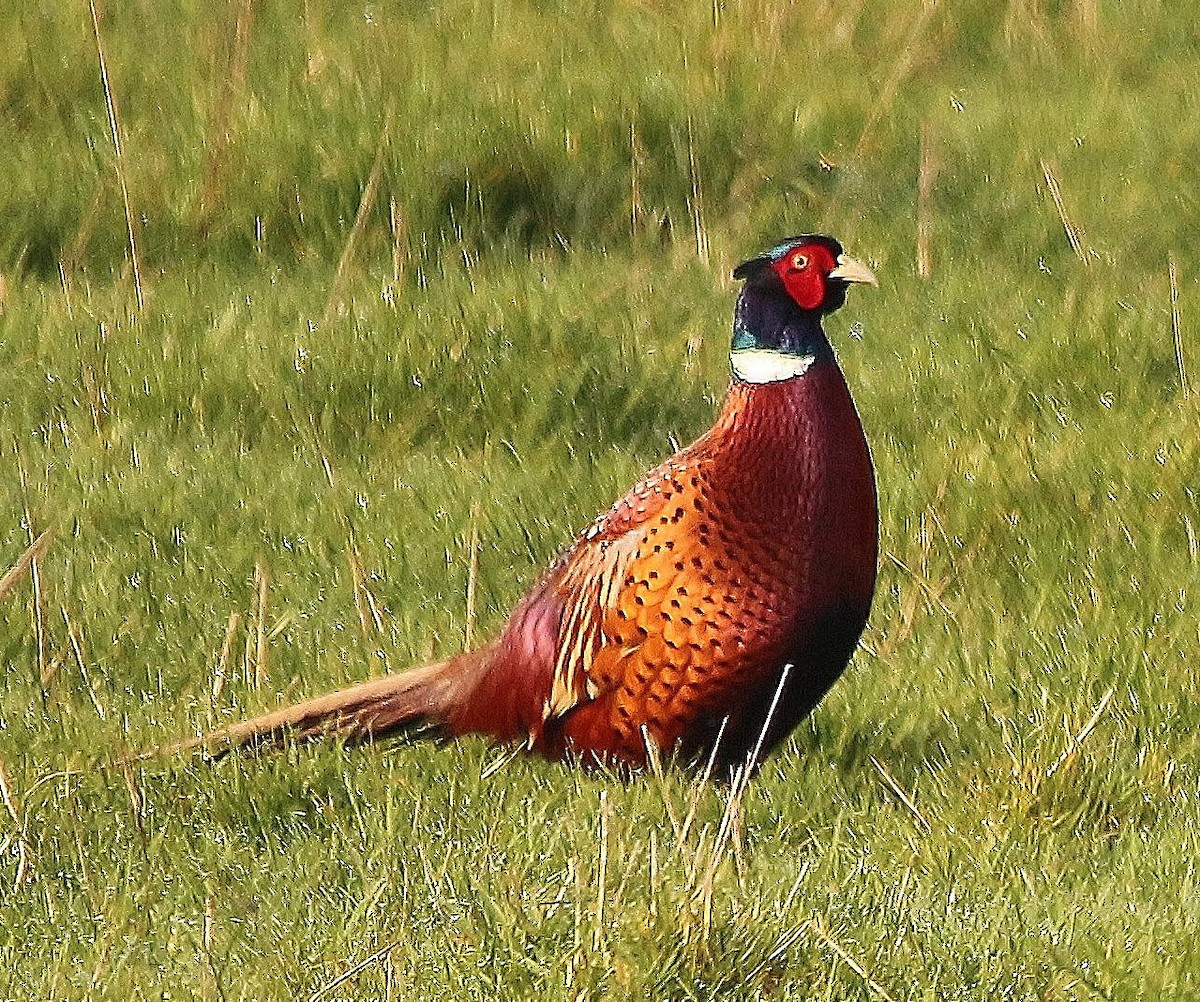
[155,656,477,760]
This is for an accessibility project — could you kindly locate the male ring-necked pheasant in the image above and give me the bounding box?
[180,235,878,772]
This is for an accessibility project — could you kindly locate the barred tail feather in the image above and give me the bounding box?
[158,655,481,760]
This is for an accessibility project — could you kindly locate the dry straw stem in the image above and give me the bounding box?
[62,605,107,721]
[1169,252,1190,400]
[744,661,791,773]
[464,502,481,649]
[870,755,931,832]
[321,106,395,327]
[213,610,241,703]
[685,115,709,261]
[1046,686,1116,779]
[593,789,610,952]
[89,0,144,311]
[640,725,683,840]
[479,745,520,780]
[0,529,54,606]
[14,446,49,692]
[0,753,32,888]
[917,120,938,279]
[807,914,898,1002]
[318,432,384,642]
[252,561,270,687]
[346,539,383,638]
[1040,159,1088,263]
[746,923,809,983]
[315,436,385,638]
[879,545,954,655]
[629,115,645,237]
[201,893,217,1002]
[690,665,793,934]
[119,760,147,845]
[852,0,940,161]
[677,715,727,846]
[389,196,407,285]
[307,938,404,1002]
[874,499,960,660]
[345,543,367,634]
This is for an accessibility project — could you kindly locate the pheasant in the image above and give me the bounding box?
[178,235,879,772]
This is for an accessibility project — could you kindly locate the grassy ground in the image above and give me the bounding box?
[2,0,1199,998]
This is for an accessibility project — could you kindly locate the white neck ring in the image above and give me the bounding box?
[730,349,816,384]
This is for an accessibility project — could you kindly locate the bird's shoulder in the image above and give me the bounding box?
[576,449,713,550]
[536,446,723,719]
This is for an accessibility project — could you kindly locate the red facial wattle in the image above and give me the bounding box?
[770,244,838,310]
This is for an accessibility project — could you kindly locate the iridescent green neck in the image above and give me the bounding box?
[730,284,830,384]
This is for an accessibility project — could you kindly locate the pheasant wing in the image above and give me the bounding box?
[539,454,717,724]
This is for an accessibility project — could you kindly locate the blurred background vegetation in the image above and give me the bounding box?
[5,0,1196,276]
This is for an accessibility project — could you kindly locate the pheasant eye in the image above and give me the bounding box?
[790,253,809,270]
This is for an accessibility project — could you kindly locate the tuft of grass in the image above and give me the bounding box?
[2,1,1200,998]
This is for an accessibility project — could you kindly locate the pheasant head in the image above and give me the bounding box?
[729,235,877,384]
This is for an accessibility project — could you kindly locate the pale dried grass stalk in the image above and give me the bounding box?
[62,606,106,720]
[464,503,480,649]
[322,108,394,327]
[592,790,610,951]
[0,754,31,887]
[917,120,938,279]
[1041,159,1088,263]
[1169,253,1190,400]
[0,529,53,606]
[253,562,269,687]
[1046,686,1115,779]
[870,754,931,832]
[346,541,374,638]
[213,610,241,703]
[389,196,406,285]
[307,938,403,1002]
[808,914,898,1002]
[89,0,143,310]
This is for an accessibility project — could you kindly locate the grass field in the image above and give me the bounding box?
[2,0,1199,998]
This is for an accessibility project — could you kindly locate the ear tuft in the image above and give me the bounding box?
[732,256,770,281]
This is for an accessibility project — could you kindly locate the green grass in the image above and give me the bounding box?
[2,0,1199,998]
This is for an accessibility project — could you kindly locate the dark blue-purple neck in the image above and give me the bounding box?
[732,286,832,359]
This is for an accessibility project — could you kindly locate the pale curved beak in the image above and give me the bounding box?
[829,254,879,287]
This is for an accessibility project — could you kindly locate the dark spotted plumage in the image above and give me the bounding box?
[171,235,879,773]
